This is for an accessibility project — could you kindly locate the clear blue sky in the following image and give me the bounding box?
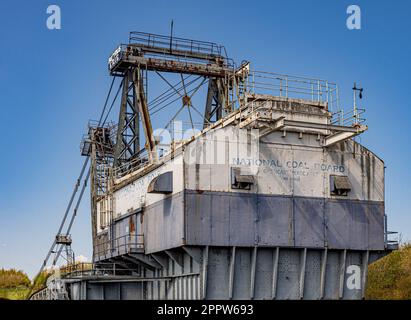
[0,0,410,278]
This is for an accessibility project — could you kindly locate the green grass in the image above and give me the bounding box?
[0,286,30,300]
[366,244,411,299]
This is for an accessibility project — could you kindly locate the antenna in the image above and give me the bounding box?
[352,82,364,125]
[170,20,174,52]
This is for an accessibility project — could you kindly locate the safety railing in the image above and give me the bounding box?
[112,149,150,179]
[93,234,144,261]
[108,42,236,73]
[61,262,139,278]
[129,31,227,59]
[331,107,366,127]
[386,231,400,250]
[245,71,339,110]
[384,214,400,249]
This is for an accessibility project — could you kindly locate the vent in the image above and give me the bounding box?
[231,167,255,190]
[147,171,173,194]
[330,175,351,196]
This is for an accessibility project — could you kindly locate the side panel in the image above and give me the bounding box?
[144,191,185,253]
[325,200,385,250]
[185,190,385,251]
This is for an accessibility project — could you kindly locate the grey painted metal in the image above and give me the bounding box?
[339,249,347,299]
[319,248,328,299]
[201,246,209,299]
[35,32,397,300]
[35,245,387,300]
[147,171,173,194]
[361,250,369,299]
[228,246,236,299]
[271,247,279,299]
[114,71,140,167]
[299,248,307,299]
[183,190,385,251]
[250,246,257,299]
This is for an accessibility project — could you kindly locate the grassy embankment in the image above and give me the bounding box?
[0,268,50,300]
[366,244,411,299]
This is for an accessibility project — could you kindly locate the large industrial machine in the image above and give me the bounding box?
[30,31,398,300]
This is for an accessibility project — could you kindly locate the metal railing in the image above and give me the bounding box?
[112,149,149,179]
[245,71,339,110]
[129,31,227,59]
[331,107,366,126]
[386,231,400,249]
[93,234,144,261]
[61,262,139,278]
[384,214,399,249]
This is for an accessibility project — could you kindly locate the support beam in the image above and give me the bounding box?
[124,55,232,78]
[361,250,369,299]
[114,72,131,167]
[107,258,133,271]
[114,71,140,167]
[319,248,328,299]
[127,253,162,270]
[151,252,169,270]
[228,247,236,299]
[284,119,365,133]
[165,250,183,268]
[271,247,279,300]
[299,248,307,299]
[182,246,202,264]
[339,249,347,299]
[257,117,286,137]
[201,246,209,299]
[133,68,157,163]
[324,129,366,147]
[250,246,257,299]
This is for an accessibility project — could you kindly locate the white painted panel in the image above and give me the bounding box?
[113,154,184,217]
[181,125,384,201]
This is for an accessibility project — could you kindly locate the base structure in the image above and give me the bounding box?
[32,245,388,300]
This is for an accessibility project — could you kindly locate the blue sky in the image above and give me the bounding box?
[0,0,410,278]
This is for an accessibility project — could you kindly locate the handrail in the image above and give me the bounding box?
[245,71,339,110]
[129,31,226,58]
[93,233,144,261]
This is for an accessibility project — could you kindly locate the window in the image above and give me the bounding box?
[330,175,351,196]
[231,167,255,190]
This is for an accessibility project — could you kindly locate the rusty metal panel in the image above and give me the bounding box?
[294,197,325,247]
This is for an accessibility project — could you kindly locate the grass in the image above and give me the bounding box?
[366,244,411,299]
[0,287,30,300]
